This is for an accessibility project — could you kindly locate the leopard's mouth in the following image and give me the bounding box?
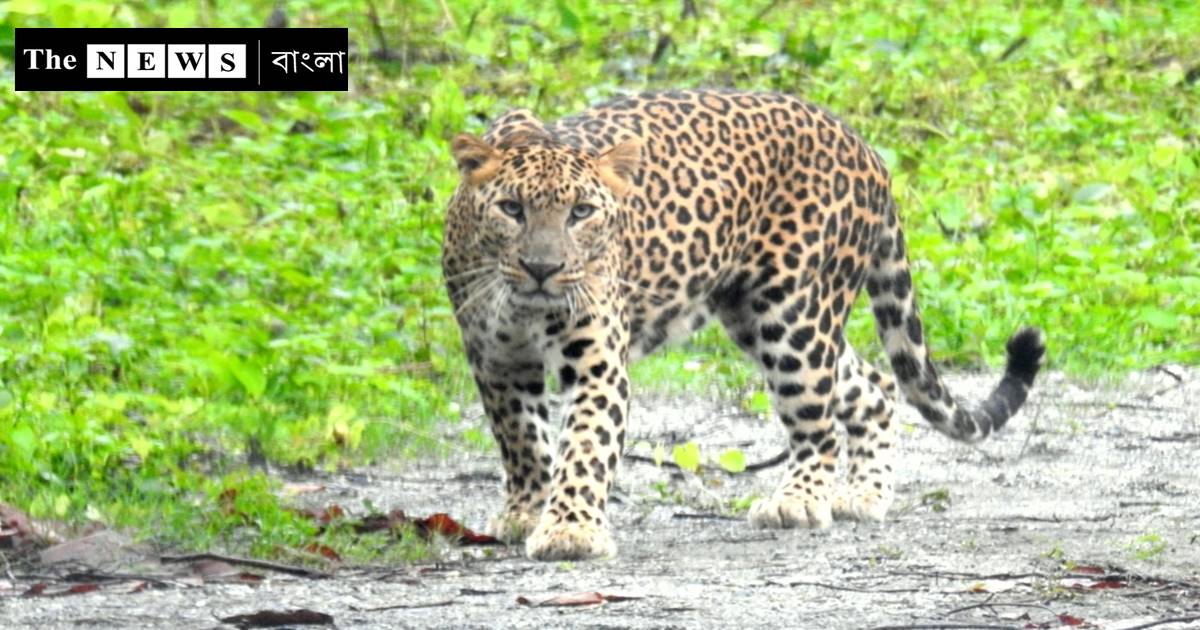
[510,287,568,309]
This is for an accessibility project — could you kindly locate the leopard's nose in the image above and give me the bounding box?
[519,259,565,283]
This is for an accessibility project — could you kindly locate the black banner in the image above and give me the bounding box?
[15,28,348,91]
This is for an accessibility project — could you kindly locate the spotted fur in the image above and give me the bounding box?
[442,90,1045,561]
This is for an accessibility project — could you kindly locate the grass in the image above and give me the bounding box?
[0,0,1197,561]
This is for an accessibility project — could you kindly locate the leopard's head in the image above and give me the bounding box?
[447,128,641,314]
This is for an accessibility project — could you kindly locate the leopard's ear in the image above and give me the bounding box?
[597,138,643,196]
[451,134,500,185]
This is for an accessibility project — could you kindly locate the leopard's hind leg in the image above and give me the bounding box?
[832,346,896,522]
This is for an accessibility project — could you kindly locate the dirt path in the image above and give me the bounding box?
[4,368,1198,628]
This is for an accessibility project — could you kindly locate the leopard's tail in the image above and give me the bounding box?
[865,198,1045,443]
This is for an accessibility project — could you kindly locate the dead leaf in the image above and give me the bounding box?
[517,591,643,607]
[219,487,239,510]
[292,505,345,525]
[414,513,501,545]
[1061,576,1128,591]
[344,509,501,545]
[302,542,342,563]
[1069,564,1106,574]
[218,609,334,628]
[21,582,101,597]
[22,582,49,597]
[1057,614,1086,626]
[351,508,407,534]
[0,503,39,550]
[232,572,265,584]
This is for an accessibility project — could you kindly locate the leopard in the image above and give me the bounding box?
[441,89,1045,561]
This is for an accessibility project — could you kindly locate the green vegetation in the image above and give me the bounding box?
[920,487,952,513]
[1125,532,1169,561]
[1,0,1197,560]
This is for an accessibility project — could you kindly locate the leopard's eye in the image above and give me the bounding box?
[497,200,524,219]
[570,203,597,221]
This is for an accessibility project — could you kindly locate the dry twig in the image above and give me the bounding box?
[160,553,330,579]
[352,599,456,612]
[1121,616,1200,630]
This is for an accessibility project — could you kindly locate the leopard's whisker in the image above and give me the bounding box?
[443,265,496,283]
[450,273,497,304]
[576,285,593,319]
[490,282,510,315]
[454,276,501,316]
[580,285,601,317]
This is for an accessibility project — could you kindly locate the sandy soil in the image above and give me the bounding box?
[3,367,1198,629]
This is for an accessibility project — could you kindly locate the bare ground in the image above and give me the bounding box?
[3,367,1198,629]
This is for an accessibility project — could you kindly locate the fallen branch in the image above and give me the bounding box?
[672,512,740,521]
[766,578,924,594]
[886,569,1058,582]
[1121,616,1200,630]
[352,599,455,612]
[1045,400,1184,413]
[1118,583,1192,598]
[160,553,330,579]
[887,568,1199,591]
[1,550,14,582]
[868,619,1017,624]
[63,570,176,588]
[968,513,1117,524]
[1148,432,1200,443]
[942,600,1059,618]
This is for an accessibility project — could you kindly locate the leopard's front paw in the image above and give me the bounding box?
[525,514,616,561]
[832,486,893,523]
[485,509,540,543]
[749,490,833,530]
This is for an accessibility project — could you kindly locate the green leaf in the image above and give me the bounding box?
[428,79,466,139]
[227,357,267,398]
[0,23,15,61]
[798,31,831,67]
[1140,307,1179,330]
[5,0,49,15]
[736,41,777,58]
[197,201,249,228]
[129,434,153,459]
[53,494,71,517]
[671,442,701,473]
[718,449,746,473]
[875,146,898,170]
[1072,183,1113,204]
[744,390,771,414]
[555,0,580,32]
[937,195,969,230]
[10,424,36,458]
[220,109,266,134]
